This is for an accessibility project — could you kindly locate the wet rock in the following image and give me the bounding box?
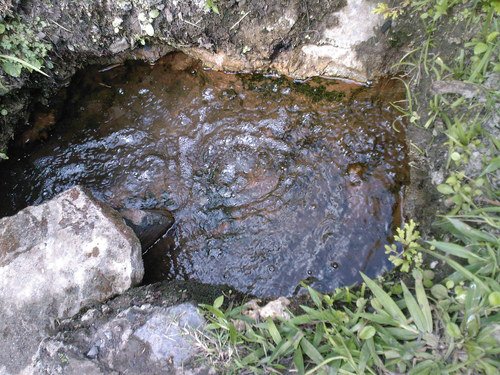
[120,208,174,250]
[0,186,143,374]
[33,303,207,374]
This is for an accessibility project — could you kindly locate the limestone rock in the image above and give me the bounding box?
[33,303,206,374]
[0,186,143,374]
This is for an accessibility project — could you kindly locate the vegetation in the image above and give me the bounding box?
[199,1,499,373]
[0,17,51,84]
[0,15,52,158]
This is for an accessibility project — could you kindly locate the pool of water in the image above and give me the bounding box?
[0,53,408,297]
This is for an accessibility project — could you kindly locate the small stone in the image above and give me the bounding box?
[86,345,99,359]
[109,37,129,54]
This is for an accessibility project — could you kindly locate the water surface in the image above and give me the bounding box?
[0,53,408,296]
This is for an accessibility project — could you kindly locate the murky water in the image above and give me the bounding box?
[0,53,408,297]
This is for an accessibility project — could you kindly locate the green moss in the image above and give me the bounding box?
[240,73,345,102]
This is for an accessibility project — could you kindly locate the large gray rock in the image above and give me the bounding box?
[33,303,206,374]
[0,186,143,374]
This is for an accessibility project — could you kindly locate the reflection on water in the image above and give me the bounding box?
[0,53,408,297]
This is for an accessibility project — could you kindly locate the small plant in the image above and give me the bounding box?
[385,220,423,272]
[0,17,51,79]
[373,1,410,20]
[205,0,220,14]
[437,172,486,214]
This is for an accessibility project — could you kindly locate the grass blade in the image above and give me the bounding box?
[293,346,305,375]
[0,54,49,77]
[361,273,406,324]
[401,281,428,333]
[428,240,485,261]
[414,272,433,333]
[300,337,324,365]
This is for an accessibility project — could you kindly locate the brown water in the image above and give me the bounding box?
[0,53,408,297]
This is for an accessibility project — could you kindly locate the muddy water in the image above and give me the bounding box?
[0,54,408,297]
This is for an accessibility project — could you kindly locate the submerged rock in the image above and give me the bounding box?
[0,186,143,374]
[120,208,175,250]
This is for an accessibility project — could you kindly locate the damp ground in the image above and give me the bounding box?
[0,53,409,297]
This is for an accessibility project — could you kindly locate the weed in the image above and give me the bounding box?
[205,0,220,15]
[0,16,51,90]
[385,220,424,272]
[373,1,410,20]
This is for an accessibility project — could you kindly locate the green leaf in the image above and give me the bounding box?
[487,31,499,43]
[213,295,224,309]
[358,325,376,340]
[0,152,8,160]
[446,322,462,339]
[300,337,324,365]
[149,9,160,19]
[306,285,323,308]
[431,284,449,300]
[293,346,305,375]
[266,319,282,345]
[473,42,488,55]
[488,291,500,307]
[358,312,398,326]
[0,54,49,77]
[205,0,220,14]
[1,60,22,77]
[450,151,461,161]
[480,156,500,176]
[437,184,454,194]
[361,273,406,324]
[401,282,428,333]
[447,218,498,243]
[493,0,500,13]
[358,341,370,373]
[385,327,419,340]
[428,240,485,261]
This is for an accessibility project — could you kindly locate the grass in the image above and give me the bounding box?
[198,1,499,373]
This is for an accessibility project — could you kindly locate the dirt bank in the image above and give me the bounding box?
[1,0,410,152]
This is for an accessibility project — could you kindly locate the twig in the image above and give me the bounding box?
[183,19,202,29]
[51,19,71,33]
[230,11,250,31]
[98,63,122,72]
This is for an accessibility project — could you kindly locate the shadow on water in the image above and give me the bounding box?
[0,53,409,297]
